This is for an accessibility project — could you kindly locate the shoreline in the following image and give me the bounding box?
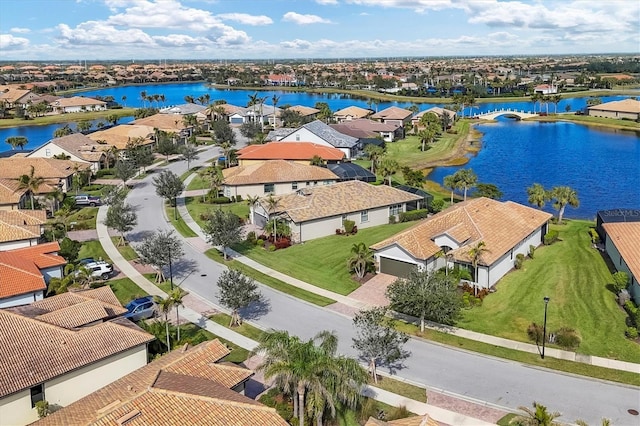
[0,108,136,129]
[525,114,640,133]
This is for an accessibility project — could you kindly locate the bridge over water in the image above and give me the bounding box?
[472,109,537,120]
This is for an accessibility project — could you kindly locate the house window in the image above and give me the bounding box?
[323,180,331,185]
[361,210,369,223]
[224,187,230,197]
[389,204,402,216]
[45,149,51,157]
[292,182,298,190]
[313,181,318,186]
[264,183,275,194]
[296,134,300,141]
[30,384,44,408]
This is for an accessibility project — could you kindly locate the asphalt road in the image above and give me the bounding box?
[126,139,640,426]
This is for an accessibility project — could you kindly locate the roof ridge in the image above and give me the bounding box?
[0,309,78,334]
[0,260,43,278]
[148,387,279,412]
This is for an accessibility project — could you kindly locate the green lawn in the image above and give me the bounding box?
[108,278,148,305]
[528,114,640,131]
[68,207,99,230]
[234,222,414,295]
[164,204,198,238]
[185,197,251,225]
[458,220,640,363]
[111,237,138,261]
[186,175,209,190]
[209,313,266,341]
[205,249,335,306]
[78,240,110,263]
[0,108,137,129]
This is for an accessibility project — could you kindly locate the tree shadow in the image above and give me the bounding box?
[240,297,271,321]
[168,258,199,279]
[127,230,155,243]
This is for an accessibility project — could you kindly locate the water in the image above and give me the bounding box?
[427,117,640,218]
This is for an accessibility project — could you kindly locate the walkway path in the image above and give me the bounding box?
[177,174,640,375]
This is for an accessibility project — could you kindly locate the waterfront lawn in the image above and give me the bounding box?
[529,114,640,131]
[185,197,250,225]
[0,108,137,129]
[457,220,640,363]
[234,222,414,295]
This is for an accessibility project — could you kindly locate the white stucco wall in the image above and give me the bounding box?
[605,234,639,304]
[58,104,107,113]
[484,227,544,288]
[292,205,393,242]
[41,266,63,283]
[0,238,39,251]
[0,346,147,426]
[0,291,43,309]
[29,143,85,164]
[433,234,461,250]
[280,128,330,145]
[224,179,336,199]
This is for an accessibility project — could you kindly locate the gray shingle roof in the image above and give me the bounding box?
[301,120,359,148]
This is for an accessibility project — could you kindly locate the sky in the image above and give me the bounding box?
[0,0,638,61]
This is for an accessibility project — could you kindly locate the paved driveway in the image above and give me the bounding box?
[348,273,396,306]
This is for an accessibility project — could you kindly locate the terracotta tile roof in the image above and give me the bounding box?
[43,133,107,163]
[51,96,106,108]
[35,340,286,426]
[414,107,457,120]
[588,98,640,114]
[0,309,153,399]
[8,241,66,269]
[331,118,398,137]
[0,178,27,205]
[0,251,46,298]
[237,142,345,161]
[334,105,373,119]
[365,414,439,426]
[0,157,90,180]
[23,287,128,318]
[223,160,338,186]
[35,299,110,328]
[265,180,422,223]
[87,125,155,150]
[0,209,46,243]
[164,355,253,389]
[0,88,31,103]
[603,222,640,281]
[288,105,321,116]
[371,198,552,266]
[131,113,190,132]
[371,106,413,121]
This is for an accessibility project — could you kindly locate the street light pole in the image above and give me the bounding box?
[542,296,550,359]
[168,243,174,291]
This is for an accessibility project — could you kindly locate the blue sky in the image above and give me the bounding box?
[1,0,638,60]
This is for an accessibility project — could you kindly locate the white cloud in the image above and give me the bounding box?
[283,12,332,24]
[217,13,273,26]
[0,34,30,50]
[56,21,154,46]
[316,0,338,4]
[153,34,210,47]
[10,27,31,34]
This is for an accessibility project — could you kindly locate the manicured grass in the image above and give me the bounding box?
[528,114,640,131]
[393,321,640,386]
[371,376,427,403]
[164,204,198,238]
[186,175,209,190]
[68,207,99,230]
[234,222,414,295]
[497,413,518,426]
[78,240,110,263]
[457,220,640,363]
[205,249,335,306]
[209,313,266,341]
[180,168,199,182]
[108,278,148,305]
[185,197,250,225]
[0,108,137,129]
[111,237,138,261]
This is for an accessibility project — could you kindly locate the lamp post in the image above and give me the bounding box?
[542,296,550,359]
[168,244,174,291]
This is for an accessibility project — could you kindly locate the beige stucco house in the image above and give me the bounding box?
[0,178,29,210]
[588,99,640,120]
[602,219,640,304]
[253,180,422,242]
[27,133,107,172]
[371,197,552,288]
[50,96,107,113]
[236,142,345,166]
[0,287,153,425]
[0,210,47,250]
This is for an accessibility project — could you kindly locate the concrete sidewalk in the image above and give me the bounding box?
[177,174,640,375]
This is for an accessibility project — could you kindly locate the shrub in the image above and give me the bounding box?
[527,322,544,343]
[429,199,445,213]
[256,239,264,247]
[343,219,356,234]
[625,327,639,339]
[268,244,276,252]
[229,196,236,203]
[543,230,559,245]
[388,215,397,224]
[274,238,291,249]
[612,271,630,294]
[554,327,581,350]
[529,245,536,259]
[386,405,412,421]
[399,209,429,222]
[589,228,600,243]
[245,231,257,244]
[210,196,231,204]
[514,253,525,269]
[82,184,104,191]
[35,400,50,418]
[459,282,489,300]
[95,168,115,178]
[235,194,243,202]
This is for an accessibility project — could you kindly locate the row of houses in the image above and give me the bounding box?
[0,86,107,114]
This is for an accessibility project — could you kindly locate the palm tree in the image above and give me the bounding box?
[347,242,374,280]
[184,95,195,104]
[310,155,324,166]
[271,94,280,128]
[265,195,280,241]
[154,295,174,352]
[121,95,127,107]
[511,401,562,426]
[17,166,45,210]
[140,91,147,108]
[527,183,549,209]
[5,136,28,150]
[246,195,260,224]
[169,288,185,343]
[364,145,384,173]
[454,168,477,201]
[379,158,399,186]
[468,241,488,296]
[549,186,579,224]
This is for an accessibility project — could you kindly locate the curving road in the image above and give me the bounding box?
[125,143,640,426]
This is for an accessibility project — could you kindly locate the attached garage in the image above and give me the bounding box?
[253,211,268,228]
[379,257,416,279]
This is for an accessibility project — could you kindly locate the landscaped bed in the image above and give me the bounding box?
[458,220,640,363]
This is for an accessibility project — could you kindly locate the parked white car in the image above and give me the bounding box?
[78,261,114,280]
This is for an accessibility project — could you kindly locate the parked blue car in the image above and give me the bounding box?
[124,296,157,322]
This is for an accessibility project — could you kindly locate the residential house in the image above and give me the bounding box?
[0,157,91,193]
[222,160,338,199]
[288,105,320,119]
[0,178,29,210]
[598,209,640,303]
[265,73,298,86]
[278,120,360,159]
[412,107,457,129]
[50,96,107,113]
[253,180,422,243]
[370,106,413,131]
[131,113,195,142]
[205,103,249,125]
[0,242,66,308]
[365,414,439,426]
[333,106,373,122]
[533,84,558,95]
[371,197,551,287]
[331,118,401,142]
[0,88,41,108]
[588,99,640,120]
[87,124,155,152]
[0,287,152,425]
[27,133,107,172]
[160,103,208,129]
[265,127,296,141]
[245,104,283,128]
[0,210,47,250]
[236,142,345,166]
[34,339,287,426]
